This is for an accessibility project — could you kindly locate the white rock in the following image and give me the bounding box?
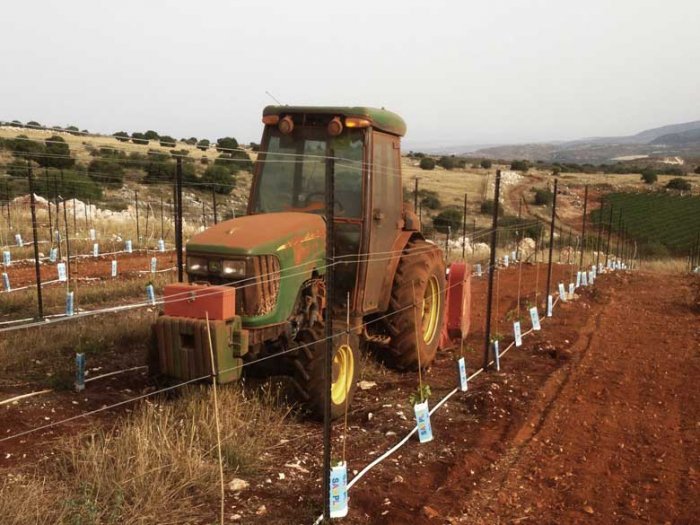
[227,478,249,492]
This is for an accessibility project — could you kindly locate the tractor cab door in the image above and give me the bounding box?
[362,131,403,313]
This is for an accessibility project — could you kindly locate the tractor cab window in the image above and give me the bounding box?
[254,127,364,217]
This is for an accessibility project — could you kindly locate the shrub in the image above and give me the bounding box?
[480,199,504,215]
[432,207,463,234]
[159,136,176,148]
[666,177,691,191]
[131,132,149,145]
[6,159,29,178]
[694,165,700,175]
[127,151,148,169]
[65,125,80,135]
[197,139,210,151]
[100,147,127,159]
[201,165,235,194]
[534,188,553,205]
[438,156,456,170]
[25,121,42,129]
[143,161,174,184]
[113,131,130,142]
[214,150,252,173]
[510,160,530,172]
[640,168,658,184]
[144,130,160,140]
[421,194,441,210]
[216,137,239,152]
[147,149,170,162]
[419,157,436,170]
[87,159,124,186]
[480,159,492,169]
[417,189,441,209]
[185,137,198,145]
[249,142,260,152]
[40,167,103,201]
[143,160,196,185]
[657,166,684,176]
[36,135,75,169]
[9,134,45,156]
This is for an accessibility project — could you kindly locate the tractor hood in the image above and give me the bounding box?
[187,212,326,261]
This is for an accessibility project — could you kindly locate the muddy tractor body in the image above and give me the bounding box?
[152,106,471,418]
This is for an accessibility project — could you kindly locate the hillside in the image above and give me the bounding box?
[470,120,700,163]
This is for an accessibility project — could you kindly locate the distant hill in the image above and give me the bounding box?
[470,120,700,163]
[649,127,700,146]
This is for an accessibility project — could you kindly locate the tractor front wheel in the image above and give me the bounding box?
[291,325,360,420]
[382,239,446,370]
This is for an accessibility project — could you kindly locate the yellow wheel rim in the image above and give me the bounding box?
[331,344,354,405]
[421,275,440,343]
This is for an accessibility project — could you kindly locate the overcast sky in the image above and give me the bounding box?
[1,0,698,148]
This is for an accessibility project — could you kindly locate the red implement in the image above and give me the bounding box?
[439,262,472,348]
[163,283,236,321]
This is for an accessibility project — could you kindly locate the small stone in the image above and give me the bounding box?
[256,505,267,516]
[367,412,373,422]
[230,514,242,522]
[583,505,594,515]
[278,472,285,480]
[227,478,249,492]
[392,475,404,483]
[423,505,440,519]
[358,380,377,390]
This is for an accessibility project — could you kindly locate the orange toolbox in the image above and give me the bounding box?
[163,283,236,320]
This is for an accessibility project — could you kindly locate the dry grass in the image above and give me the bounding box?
[0,272,173,320]
[0,308,155,386]
[401,158,491,207]
[557,171,699,190]
[0,385,289,524]
[638,257,690,274]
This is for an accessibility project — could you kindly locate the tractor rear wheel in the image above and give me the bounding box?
[382,239,446,370]
[290,325,360,420]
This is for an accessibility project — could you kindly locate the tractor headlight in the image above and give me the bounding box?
[222,259,247,278]
[186,256,208,275]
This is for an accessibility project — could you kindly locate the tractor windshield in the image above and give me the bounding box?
[253,127,364,218]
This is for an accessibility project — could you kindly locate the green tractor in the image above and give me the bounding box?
[152,106,470,418]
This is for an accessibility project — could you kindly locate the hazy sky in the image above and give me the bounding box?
[2,0,698,148]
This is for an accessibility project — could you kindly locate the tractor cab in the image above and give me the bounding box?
[250,106,417,318]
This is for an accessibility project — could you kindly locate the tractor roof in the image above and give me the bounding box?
[262,105,407,137]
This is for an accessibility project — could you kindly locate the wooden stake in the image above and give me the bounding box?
[205,312,225,525]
